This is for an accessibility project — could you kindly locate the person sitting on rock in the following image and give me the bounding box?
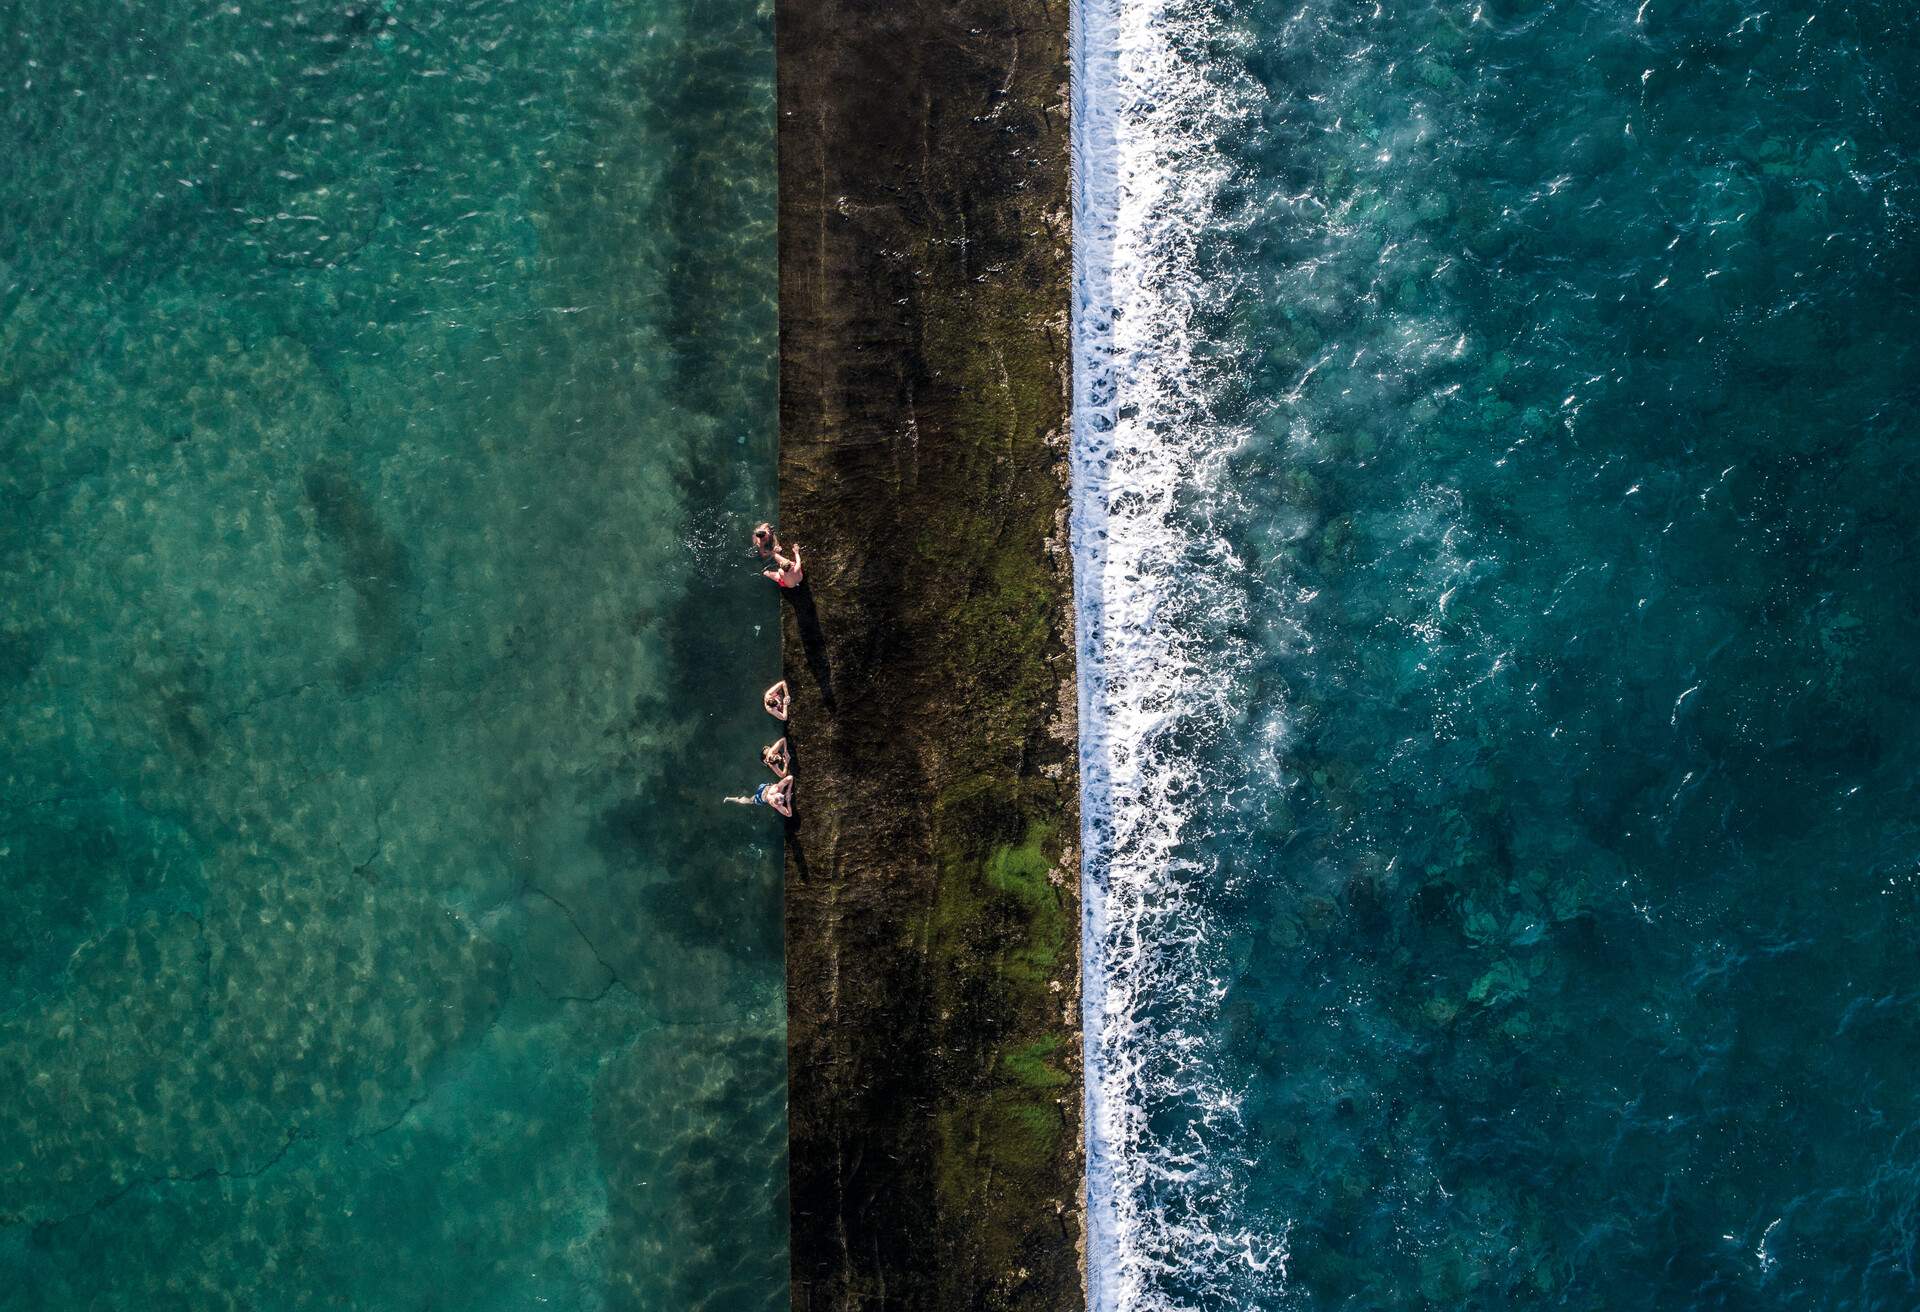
[751,522,781,560]
[725,773,794,818]
[761,736,790,777]
[763,542,804,589]
[763,679,790,721]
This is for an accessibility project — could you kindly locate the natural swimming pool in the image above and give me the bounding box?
[0,1,787,1306]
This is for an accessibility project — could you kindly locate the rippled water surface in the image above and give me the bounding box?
[1076,0,1920,1307]
[1,1,785,1306]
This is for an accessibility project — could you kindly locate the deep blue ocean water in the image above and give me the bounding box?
[0,1,786,1306]
[1075,0,1920,1307]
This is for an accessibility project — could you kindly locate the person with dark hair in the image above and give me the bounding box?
[763,541,804,589]
[761,736,790,777]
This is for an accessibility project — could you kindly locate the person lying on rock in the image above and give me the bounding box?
[725,773,794,818]
[763,679,790,721]
[761,736,790,777]
[763,541,804,589]
[751,522,781,560]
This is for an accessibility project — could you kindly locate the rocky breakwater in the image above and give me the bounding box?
[774,0,1081,1307]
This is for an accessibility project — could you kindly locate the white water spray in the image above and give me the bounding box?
[1071,0,1290,1305]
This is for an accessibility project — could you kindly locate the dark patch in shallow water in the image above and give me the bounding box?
[303,458,414,687]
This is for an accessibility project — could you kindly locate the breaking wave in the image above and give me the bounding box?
[1071,0,1291,1305]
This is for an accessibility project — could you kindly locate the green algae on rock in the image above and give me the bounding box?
[775,0,1081,1306]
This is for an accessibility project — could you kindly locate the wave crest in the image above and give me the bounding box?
[1072,0,1292,1306]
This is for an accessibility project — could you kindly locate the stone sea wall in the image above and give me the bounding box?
[774,0,1081,1306]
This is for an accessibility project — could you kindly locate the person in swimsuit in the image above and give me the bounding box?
[751,522,781,560]
[763,542,804,589]
[761,736,790,777]
[725,773,793,817]
[763,679,790,721]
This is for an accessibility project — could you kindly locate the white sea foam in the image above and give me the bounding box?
[1072,0,1290,1306]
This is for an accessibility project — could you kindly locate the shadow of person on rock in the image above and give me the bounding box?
[785,811,811,883]
[783,583,835,711]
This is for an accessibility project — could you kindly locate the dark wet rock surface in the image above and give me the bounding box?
[777,0,1081,1307]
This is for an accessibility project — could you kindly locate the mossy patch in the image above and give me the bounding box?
[1000,1035,1071,1091]
[931,814,1069,985]
[927,812,1075,1273]
[985,823,1055,907]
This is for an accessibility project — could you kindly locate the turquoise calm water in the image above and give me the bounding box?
[0,1,786,1306]
[1076,0,1920,1307]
